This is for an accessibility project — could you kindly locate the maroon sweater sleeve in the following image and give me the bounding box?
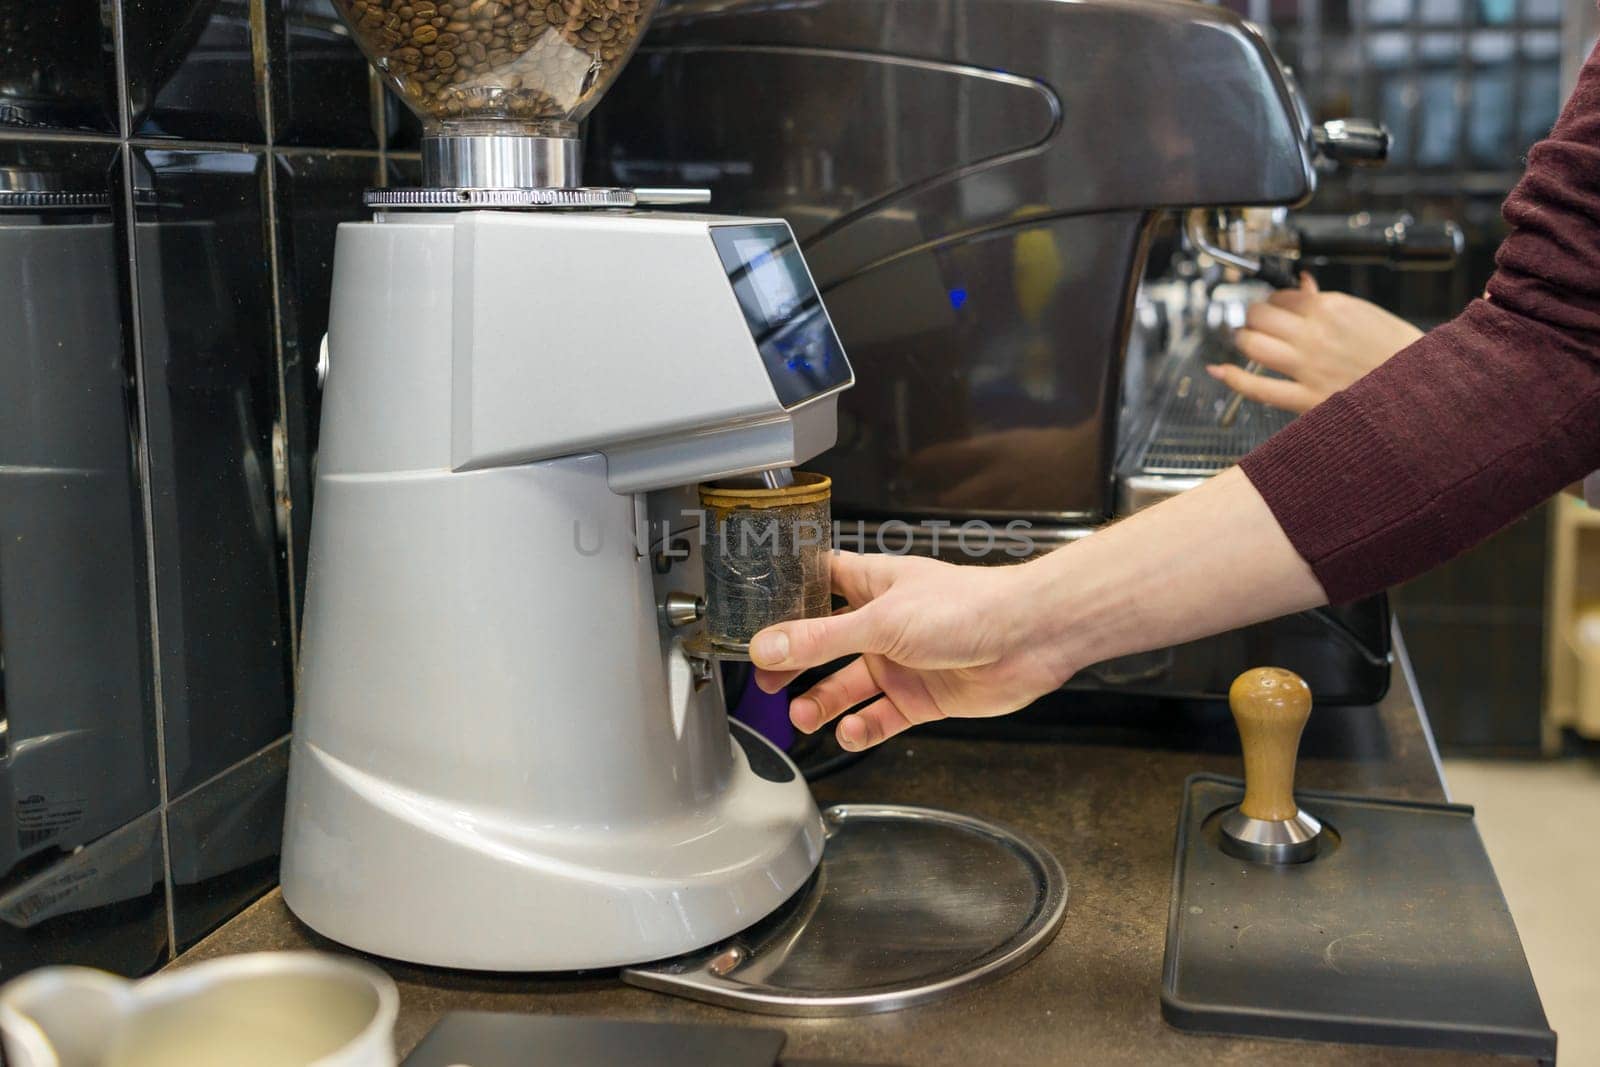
[1238,36,1600,604]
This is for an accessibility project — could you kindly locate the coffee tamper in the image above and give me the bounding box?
[1219,667,1324,864]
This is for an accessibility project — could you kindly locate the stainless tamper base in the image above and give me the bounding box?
[1219,807,1324,865]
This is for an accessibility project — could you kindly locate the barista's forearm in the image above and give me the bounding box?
[1020,467,1327,678]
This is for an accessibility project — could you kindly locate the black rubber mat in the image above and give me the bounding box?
[1163,774,1555,1062]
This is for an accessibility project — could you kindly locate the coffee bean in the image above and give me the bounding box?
[412,22,438,41]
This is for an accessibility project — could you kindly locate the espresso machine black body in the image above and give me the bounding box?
[586,0,1392,703]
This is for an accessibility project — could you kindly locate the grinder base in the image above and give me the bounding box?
[1163,773,1553,1059]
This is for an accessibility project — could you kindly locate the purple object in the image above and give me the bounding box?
[731,669,795,751]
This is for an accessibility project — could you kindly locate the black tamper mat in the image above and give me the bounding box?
[1162,774,1555,1060]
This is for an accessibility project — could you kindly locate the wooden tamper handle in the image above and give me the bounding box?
[1219,667,1323,864]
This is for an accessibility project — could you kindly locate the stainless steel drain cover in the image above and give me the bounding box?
[621,804,1067,1016]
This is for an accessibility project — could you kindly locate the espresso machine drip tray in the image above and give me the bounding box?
[621,805,1068,1016]
[1118,333,1293,513]
[1127,333,1293,479]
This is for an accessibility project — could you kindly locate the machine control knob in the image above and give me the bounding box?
[1219,667,1324,864]
[1314,118,1391,167]
[662,591,705,629]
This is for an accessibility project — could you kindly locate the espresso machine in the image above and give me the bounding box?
[585,0,1458,706]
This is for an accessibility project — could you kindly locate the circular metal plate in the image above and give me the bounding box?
[365,187,638,209]
[622,804,1068,1016]
[363,186,712,210]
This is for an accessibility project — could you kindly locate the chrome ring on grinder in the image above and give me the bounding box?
[699,473,832,656]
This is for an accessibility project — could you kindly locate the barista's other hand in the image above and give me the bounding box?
[905,424,1099,510]
[750,552,1068,751]
[1206,273,1423,413]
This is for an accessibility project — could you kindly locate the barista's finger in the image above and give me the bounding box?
[937,471,1004,509]
[1204,364,1318,413]
[790,659,880,734]
[829,550,888,606]
[1264,272,1320,312]
[905,436,1000,481]
[753,667,804,694]
[836,696,918,751]
[1244,300,1307,339]
[749,603,890,672]
[1232,328,1301,374]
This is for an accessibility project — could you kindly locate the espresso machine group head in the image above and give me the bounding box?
[280,0,853,971]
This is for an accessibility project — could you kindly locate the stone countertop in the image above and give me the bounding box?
[176,630,1528,1065]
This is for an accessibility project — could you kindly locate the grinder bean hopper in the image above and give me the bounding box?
[280,0,1067,1003]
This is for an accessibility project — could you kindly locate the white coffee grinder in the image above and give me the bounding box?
[283,0,1065,1004]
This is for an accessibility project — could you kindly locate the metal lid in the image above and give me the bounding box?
[622,803,1068,1016]
[0,190,111,211]
[0,168,112,212]
[364,186,712,211]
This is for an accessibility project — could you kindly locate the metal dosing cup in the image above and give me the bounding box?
[699,473,832,652]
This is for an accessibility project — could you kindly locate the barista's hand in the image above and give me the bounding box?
[905,424,1100,510]
[1206,274,1423,413]
[750,552,1070,751]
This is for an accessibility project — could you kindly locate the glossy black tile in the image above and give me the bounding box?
[131,147,293,796]
[168,739,287,951]
[0,1,119,133]
[0,811,169,977]
[276,0,380,147]
[385,84,423,149]
[274,150,380,618]
[386,153,422,186]
[123,0,268,142]
[0,141,162,888]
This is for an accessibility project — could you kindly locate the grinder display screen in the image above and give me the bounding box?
[711,223,851,408]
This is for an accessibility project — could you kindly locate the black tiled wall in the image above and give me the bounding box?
[0,0,413,976]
